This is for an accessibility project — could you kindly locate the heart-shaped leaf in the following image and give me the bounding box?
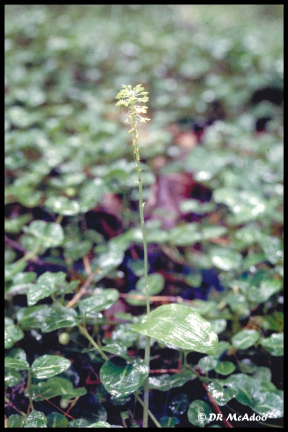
[130,304,218,354]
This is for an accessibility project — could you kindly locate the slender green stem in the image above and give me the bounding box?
[27,369,34,411]
[78,325,108,361]
[134,393,162,428]
[130,97,151,427]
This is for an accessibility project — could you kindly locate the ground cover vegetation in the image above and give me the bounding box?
[5,5,283,428]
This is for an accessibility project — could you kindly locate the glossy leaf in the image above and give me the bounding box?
[226,374,283,418]
[7,414,24,428]
[24,411,48,428]
[17,305,51,330]
[79,289,119,315]
[208,381,238,406]
[27,271,67,306]
[40,304,81,333]
[260,333,283,356]
[198,356,219,373]
[31,355,71,379]
[130,304,218,354]
[215,361,236,375]
[47,412,69,428]
[126,273,165,306]
[168,224,202,246]
[209,247,242,271]
[100,357,149,398]
[5,368,22,387]
[187,400,212,426]
[45,196,81,216]
[30,377,87,401]
[5,317,24,349]
[23,220,64,250]
[232,329,260,350]
[160,417,179,427]
[149,370,196,392]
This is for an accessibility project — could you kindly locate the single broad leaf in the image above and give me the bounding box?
[7,414,24,428]
[198,356,219,373]
[208,381,238,406]
[200,226,227,241]
[180,199,216,214]
[23,220,64,250]
[187,400,213,426]
[29,377,87,401]
[160,417,179,427]
[209,247,242,271]
[149,370,196,392]
[260,333,283,356]
[24,411,47,428]
[226,374,283,418]
[100,357,149,399]
[67,418,91,427]
[168,223,202,246]
[5,356,29,371]
[209,319,227,334]
[5,317,24,349]
[101,343,129,360]
[45,196,81,216]
[232,329,260,350]
[129,304,218,355]
[16,305,51,330]
[78,289,119,315]
[5,261,27,282]
[31,355,71,379]
[40,304,81,333]
[245,279,282,304]
[47,412,69,428]
[215,361,236,375]
[126,273,165,306]
[27,271,67,306]
[5,368,22,387]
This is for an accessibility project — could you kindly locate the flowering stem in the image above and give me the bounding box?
[115,84,151,427]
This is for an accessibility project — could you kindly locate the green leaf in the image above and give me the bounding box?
[30,377,87,401]
[17,305,51,330]
[100,357,149,398]
[5,368,22,387]
[215,361,236,375]
[130,304,218,354]
[27,272,67,306]
[198,356,219,373]
[5,214,33,233]
[5,356,29,371]
[149,370,196,392]
[126,273,165,306]
[187,400,212,426]
[159,417,179,427]
[7,414,24,428]
[226,374,283,418]
[23,220,64,250]
[207,381,238,406]
[209,247,242,271]
[67,418,91,428]
[5,317,24,349]
[260,333,283,356]
[40,304,81,333]
[85,421,113,428]
[232,329,260,350]
[245,279,282,304]
[169,393,189,415]
[79,289,119,315]
[24,411,48,428]
[168,224,202,246]
[47,412,69,428]
[45,196,81,216]
[101,343,129,360]
[31,355,71,379]
[209,319,227,334]
[180,199,216,214]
